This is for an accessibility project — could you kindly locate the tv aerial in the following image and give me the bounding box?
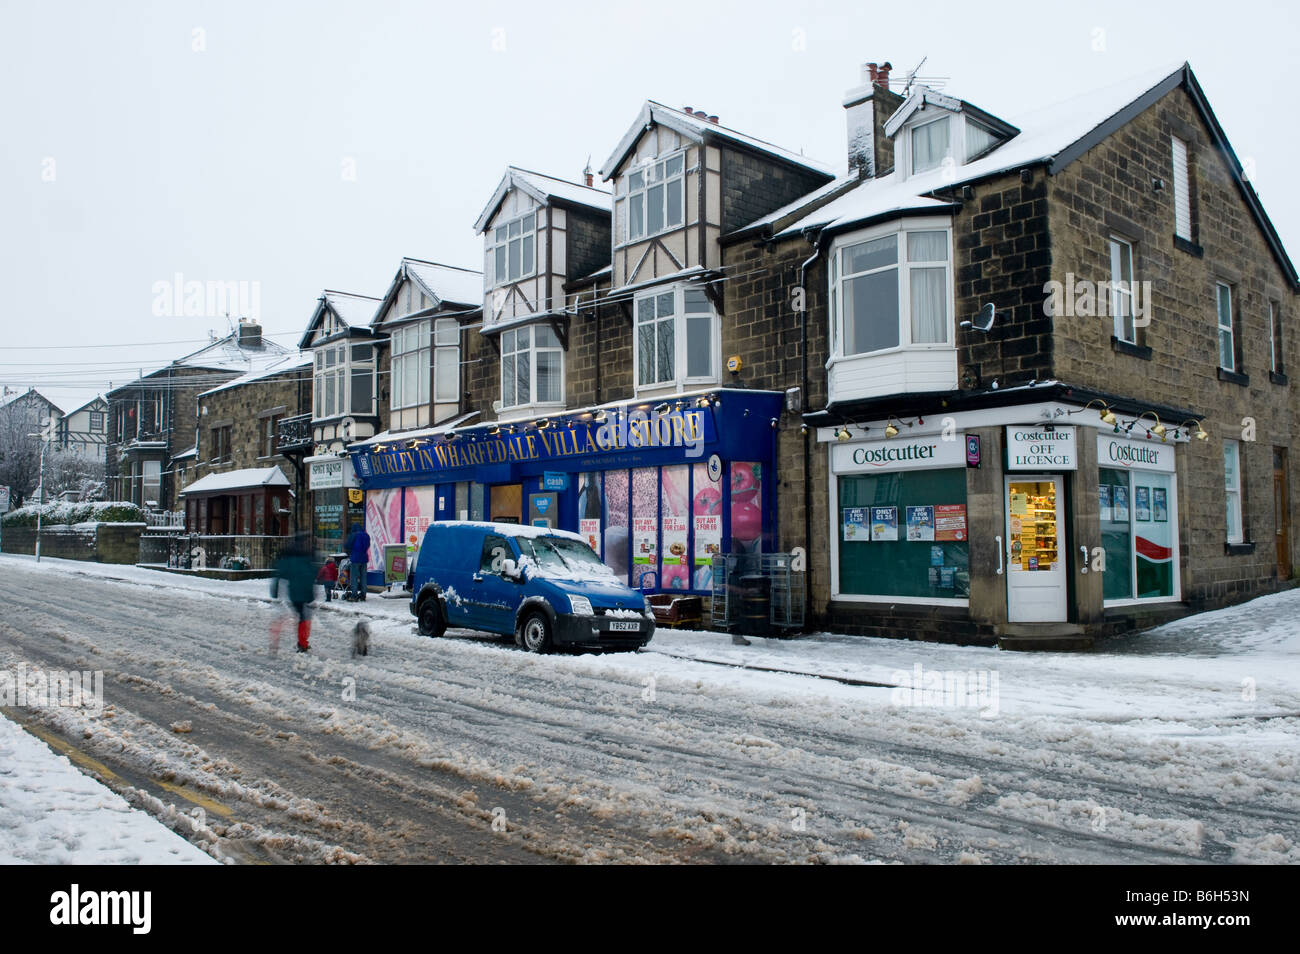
[961,302,997,333]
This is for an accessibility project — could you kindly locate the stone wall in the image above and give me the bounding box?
[1,523,144,564]
[1045,84,1300,608]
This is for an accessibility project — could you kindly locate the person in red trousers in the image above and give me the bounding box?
[271,535,316,653]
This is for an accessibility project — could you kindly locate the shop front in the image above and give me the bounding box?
[179,466,293,535]
[1096,432,1179,604]
[347,389,785,594]
[830,432,973,605]
[307,455,364,565]
[1003,424,1077,623]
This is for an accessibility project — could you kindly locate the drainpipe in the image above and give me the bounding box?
[797,227,824,632]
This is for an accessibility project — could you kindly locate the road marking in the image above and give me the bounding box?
[157,779,234,817]
[13,718,123,783]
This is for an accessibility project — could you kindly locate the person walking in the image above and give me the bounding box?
[344,522,371,601]
[272,535,317,652]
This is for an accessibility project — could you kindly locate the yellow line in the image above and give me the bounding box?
[156,779,234,818]
[20,721,122,783]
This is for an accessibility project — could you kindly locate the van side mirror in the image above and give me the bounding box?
[500,558,520,580]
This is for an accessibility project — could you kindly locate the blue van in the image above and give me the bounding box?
[409,521,655,653]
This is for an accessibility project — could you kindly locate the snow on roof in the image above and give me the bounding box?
[198,352,312,397]
[475,166,612,233]
[0,388,62,415]
[349,411,481,449]
[601,101,835,181]
[180,466,290,496]
[323,290,382,328]
[403,259,484,307]
[174,329,290,371]
[764,63,1188,240]
[173,446,198,459]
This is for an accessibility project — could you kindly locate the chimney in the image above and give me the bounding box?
[845,59,902,178]
[238,319,262,348]
[583,162,593,188]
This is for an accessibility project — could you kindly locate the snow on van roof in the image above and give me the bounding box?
[428,520,585,543]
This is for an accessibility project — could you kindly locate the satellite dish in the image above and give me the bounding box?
[960,303,996,333]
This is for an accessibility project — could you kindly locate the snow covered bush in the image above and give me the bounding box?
[1,500,144,527]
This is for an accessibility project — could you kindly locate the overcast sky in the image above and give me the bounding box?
[3,0,1297,413]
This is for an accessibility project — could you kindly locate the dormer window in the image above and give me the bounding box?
[911,117,950,174]
[965,119,999,161]
[625,152,685,242]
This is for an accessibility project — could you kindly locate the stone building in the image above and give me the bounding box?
[105,321,287,511]
[181,352,312,535]
[722,61,1298,647]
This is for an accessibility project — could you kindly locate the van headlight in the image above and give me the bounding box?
[568,595,594,616]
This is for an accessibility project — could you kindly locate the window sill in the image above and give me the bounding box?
[1269,370,1288,386]
[1173,235,1203,257]
[1224,541,1255,556]
[1111,337,1152,360]
[1217,367,1249,387]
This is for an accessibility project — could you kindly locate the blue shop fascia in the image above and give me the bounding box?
[346,388,784,593]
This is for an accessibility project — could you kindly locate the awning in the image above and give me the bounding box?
[180,466,290,496]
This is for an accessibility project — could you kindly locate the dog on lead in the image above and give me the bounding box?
[351,620,371,658]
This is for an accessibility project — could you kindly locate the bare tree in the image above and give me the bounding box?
[0,398,44,503]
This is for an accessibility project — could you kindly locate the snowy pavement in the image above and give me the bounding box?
[0,710,215,864]
[0,552,1297,863]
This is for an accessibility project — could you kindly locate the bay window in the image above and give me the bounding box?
[635,286,717,390]
[830,222,952,358]
[502,324,563,409]
[489,212,536,286]
[625,153,685,243]
[312,341,376,421]
[392,321,431,414]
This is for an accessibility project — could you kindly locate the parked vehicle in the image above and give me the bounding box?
[409,521,655,653]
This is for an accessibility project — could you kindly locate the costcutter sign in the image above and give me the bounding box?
[1097,434,1176,473]
[832,435,967,474]
[1006,425,1077,471]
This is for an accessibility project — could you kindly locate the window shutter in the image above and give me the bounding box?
[1171,137,1191,240]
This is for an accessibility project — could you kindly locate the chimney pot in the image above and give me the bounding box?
[683,105,694,114]
[875,61,892,89]
[708,115,719,124]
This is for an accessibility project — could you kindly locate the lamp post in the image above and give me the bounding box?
[26,432,48,562]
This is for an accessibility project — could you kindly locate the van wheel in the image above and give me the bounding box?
[417,597,446,638]
[520,612,552,654]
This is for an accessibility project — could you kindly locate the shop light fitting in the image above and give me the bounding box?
[372,442,388,452]
[1078,399,1118,425]
[488,424,501,436]
[1134,411,1167,441]
[536,418,551,429]
[883,417,910,439]
[592,409,607,422]
[407,438,426,449]
[836,426,852,442]
[800,424,810,435]
[654,402,670,414]
[769,418,779,429]
[1177,419,1209,441]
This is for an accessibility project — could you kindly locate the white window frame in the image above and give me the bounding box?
[1109,237,1135,343]
[1216,282,1235,371]
[1270,301,1283,375]
[313,341,375,421]
[623,150,686,244]
[910,116,951,175]
[632,284,720,393]
[827,218,954,363]
[1172,136,1192,240]
[391,320,431,414]
[1224,439,1244,544]
[434,318,461,404]
[501,324,564,410]
[489,211,536,287]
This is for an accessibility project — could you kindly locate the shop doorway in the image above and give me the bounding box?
[1275,448,1291,579]
[1005,476,1067,622]
[489,483,522,523]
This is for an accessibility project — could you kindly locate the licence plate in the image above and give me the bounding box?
[608,621,640,632]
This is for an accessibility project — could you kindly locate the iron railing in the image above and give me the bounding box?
[139,533,288,571]
[144,510,185,529]
[276,413,313,452]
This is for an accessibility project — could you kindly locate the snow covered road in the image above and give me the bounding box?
[1,554,1296,863]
